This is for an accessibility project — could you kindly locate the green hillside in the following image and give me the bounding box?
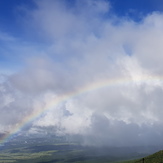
[139,150,163,163]
[120,150,163,163]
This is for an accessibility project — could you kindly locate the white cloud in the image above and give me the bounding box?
[1,0,163,146]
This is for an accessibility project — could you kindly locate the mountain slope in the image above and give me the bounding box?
[123,150,163,163]
[141,150,163,163]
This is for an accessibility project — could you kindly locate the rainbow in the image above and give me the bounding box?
[0,75,162,145]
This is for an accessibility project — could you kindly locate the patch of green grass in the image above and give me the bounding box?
[0,150,57,162]
[0,142,153,163]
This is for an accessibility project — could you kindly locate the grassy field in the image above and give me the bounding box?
[0,137,152,163]
[0,143,143,163]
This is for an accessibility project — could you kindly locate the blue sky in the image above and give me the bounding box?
[0,0,162,39]
[0,0,163,73]
[1,0,163,146]
[110,0,163,19]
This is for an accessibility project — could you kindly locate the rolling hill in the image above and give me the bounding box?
[122,150,163,163]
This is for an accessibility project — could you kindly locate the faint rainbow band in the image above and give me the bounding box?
[0,75,162,144]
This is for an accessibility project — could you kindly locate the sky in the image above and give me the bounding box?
[1,0,163,147]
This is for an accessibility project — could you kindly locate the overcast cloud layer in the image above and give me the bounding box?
[1,0,163,146]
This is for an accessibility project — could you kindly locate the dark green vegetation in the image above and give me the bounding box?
[119,150,163,163]
[131,150,163,163]
[0,136,161,163]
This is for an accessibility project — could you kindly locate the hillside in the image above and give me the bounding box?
[122,150,163,163]
[140,150,163,163]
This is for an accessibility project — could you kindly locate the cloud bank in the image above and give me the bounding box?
[1,0,163,146]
